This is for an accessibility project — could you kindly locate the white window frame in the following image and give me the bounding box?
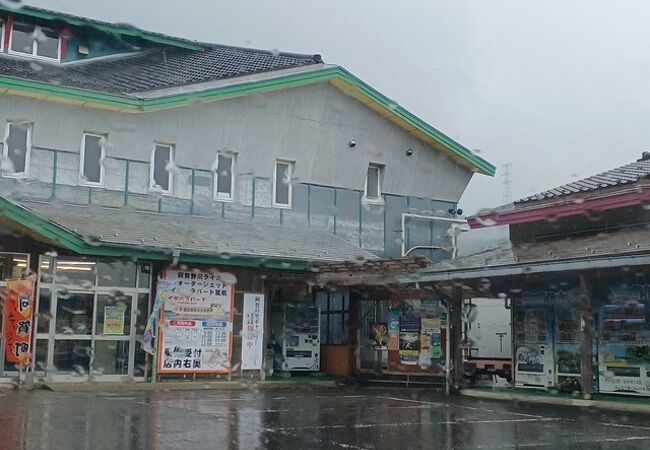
[364,163,384,204]
[2,120,32,179]
[273,159,295,209]
[79,132,106,187]
[0,20,5,51]
[149,142,174,194]
[7,23,62,62]
[213,151,236,202]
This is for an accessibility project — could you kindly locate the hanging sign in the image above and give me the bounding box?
[158,269,235,374]
[4,279,35,365]
[241,293,265,370]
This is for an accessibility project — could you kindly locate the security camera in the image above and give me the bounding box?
[348,139,357,148]
[405,149,413,156]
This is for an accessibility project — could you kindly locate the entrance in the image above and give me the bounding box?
[34,256,152,381]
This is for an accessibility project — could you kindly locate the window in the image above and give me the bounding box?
[316,291,349,345]
[2,121,32,177]
[213,151,236,200]
[80,133,106,186]
[364,163,383,202]
[150,143,174,193]
[273,160,294,208]
[9,23,61,61]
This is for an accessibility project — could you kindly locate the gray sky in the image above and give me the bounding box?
[30,0,650,214]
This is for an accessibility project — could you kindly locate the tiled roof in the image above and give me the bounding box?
[0,45,321,94]
[20,200,377,263]
[516,157,650,204]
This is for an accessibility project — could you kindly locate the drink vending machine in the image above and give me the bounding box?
[271,303,321,372]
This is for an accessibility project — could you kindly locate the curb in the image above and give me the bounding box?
[43,379,342,393]
[460,389,650,414]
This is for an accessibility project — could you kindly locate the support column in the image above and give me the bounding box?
[450,285,464,391]
[579,275,594,399]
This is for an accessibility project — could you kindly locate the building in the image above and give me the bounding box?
[414,155,650,397]
[0,6,494,383]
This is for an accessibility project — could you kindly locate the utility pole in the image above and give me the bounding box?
[502,163,513,204]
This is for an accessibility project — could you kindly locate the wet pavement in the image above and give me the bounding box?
[1,386,650,449]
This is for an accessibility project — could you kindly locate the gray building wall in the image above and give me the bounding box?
[0,81,473,258]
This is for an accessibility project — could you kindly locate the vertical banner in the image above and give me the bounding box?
[241,293,265,370]
[158,269,235,374]
[4,279,35,365]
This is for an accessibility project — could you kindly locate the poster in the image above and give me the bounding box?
[242,293,265,370]
[399,312,421,365]
[4,279,35,365]
[103,306,125,335]
[158,269,235,374]
[387,310,401,350]
[370,323,388,350]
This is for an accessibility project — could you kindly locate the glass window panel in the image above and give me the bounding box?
[97,261,136,287]
[52,340,91,375]
[152,145,171,191]
[39,255,54,284]
[93,340,129,376]
[37,288,51,334]
[320,313,328,345]
[55,292,94,335]
[133,341,148,378]
[315,291,328,311]
[96,293,131,336]
[274,162,291,205]
[328,313,343,345]
[344,295,349,311]
[10,23,34,55]
[35,28,59,59]
[55,258,96,285]
[82,134,103,183]
[135,293,150,334]
[5,122,29,174]
[35,339,48,372]
[344,313,349,344]
[366,166,380,199]
[330,293,343,312]
[138,263,151,289]
[216,154,233,196]
[0,253,27,280]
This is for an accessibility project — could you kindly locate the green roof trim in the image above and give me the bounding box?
[0,197,307,271]
[0,5,204,50]
[0,66,495,176]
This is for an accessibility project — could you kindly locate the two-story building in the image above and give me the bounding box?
[0,6,494,384]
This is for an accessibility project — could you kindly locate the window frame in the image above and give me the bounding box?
[272,159,295,209]
[2,120,32,179]
[213,151,236,202]
[0,20,5,51]
[149,142,175,194]
[79,132,106,187]
[316,290,349,346]
[7,22,62,62]
[364,162,384,204]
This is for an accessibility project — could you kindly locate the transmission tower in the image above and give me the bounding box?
[502,163,513,204]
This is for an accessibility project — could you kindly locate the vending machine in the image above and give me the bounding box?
[514,307,555,388]
[271,303,321,372]
[598,303,650,396]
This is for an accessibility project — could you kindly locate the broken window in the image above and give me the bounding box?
[80,133,105,186]
[2,121,31,177]
[150,143,174,192]
[214,152,235,200]
[273,160,294,207]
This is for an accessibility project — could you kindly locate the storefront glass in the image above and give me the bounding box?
[34,256,152,381]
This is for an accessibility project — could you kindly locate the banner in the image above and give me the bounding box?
[158,269,235,374]
[4,279,35,365]
[241,293,265,370]
[141,280,175,355]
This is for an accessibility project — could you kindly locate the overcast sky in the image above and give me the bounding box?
[30,0,650,214]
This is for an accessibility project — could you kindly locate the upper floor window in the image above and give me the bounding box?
[80,132,106,186]
[364,163,384,203]
[213,151,235,201]
[150,143,174,193]
[2,121,32,178]
[9,23,61,61]
[273,159,294,208]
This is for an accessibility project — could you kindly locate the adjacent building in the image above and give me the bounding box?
[0,6,494,383]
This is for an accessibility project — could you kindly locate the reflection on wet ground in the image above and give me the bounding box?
[1,386,650,449]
